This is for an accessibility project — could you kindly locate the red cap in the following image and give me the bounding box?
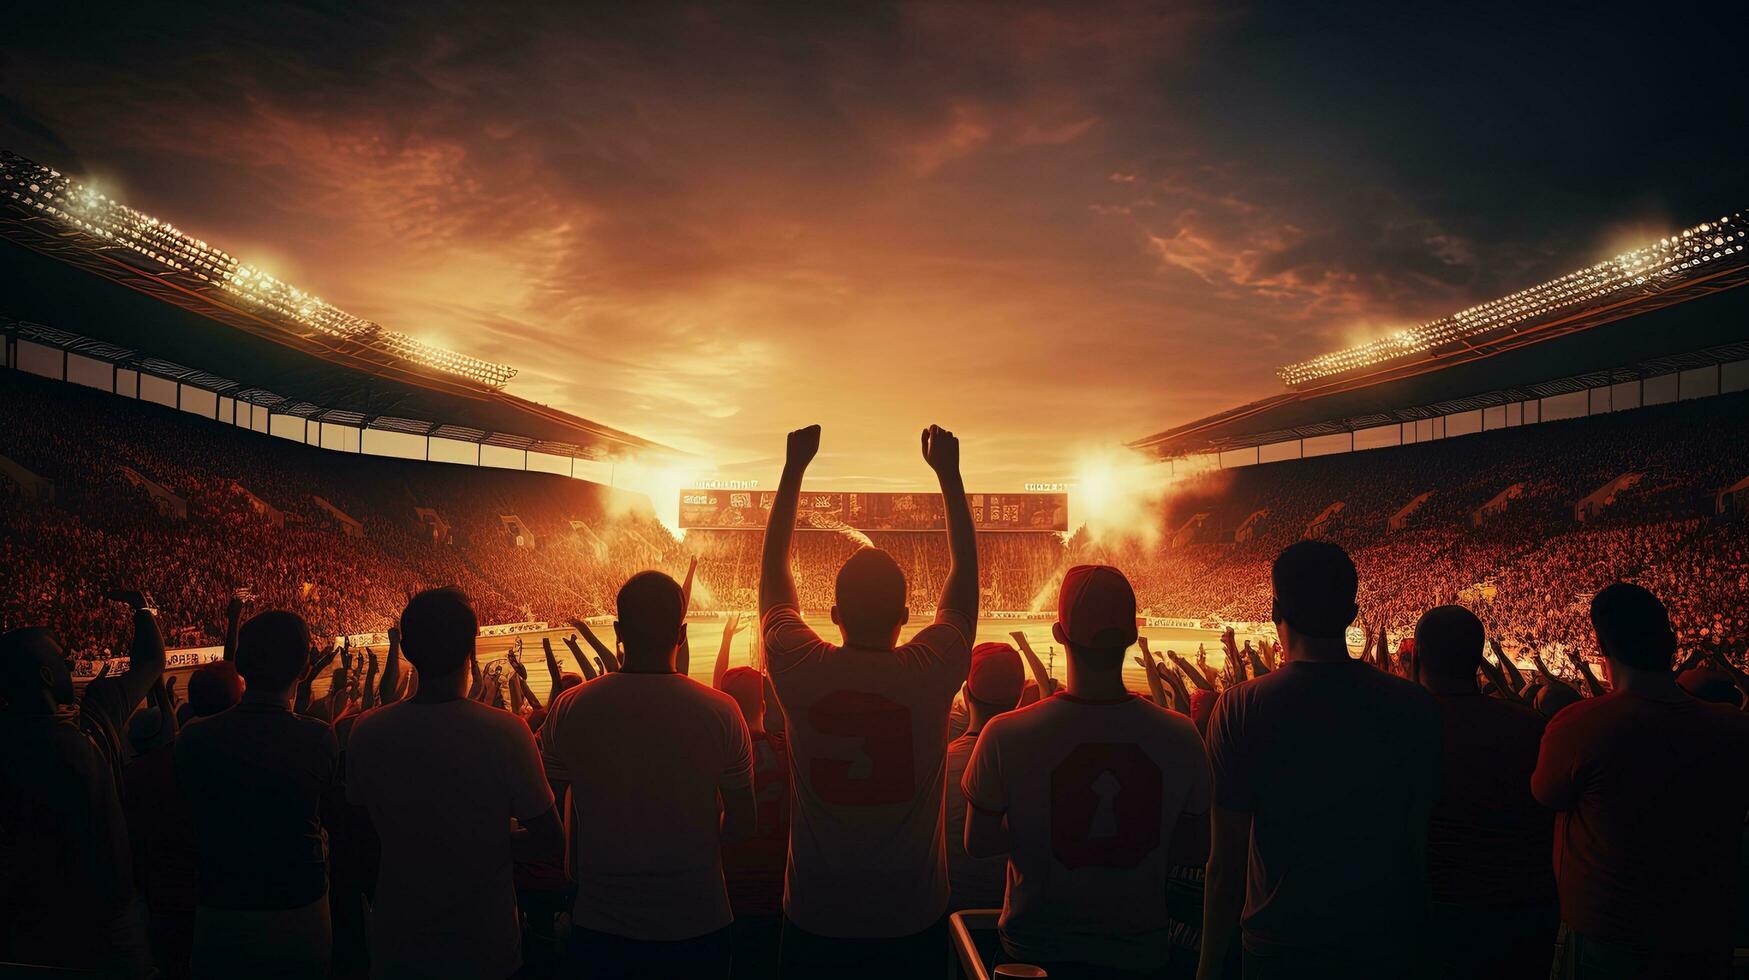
[1058,565,1138,650]
[720,666,766,714]
[967,643,1025,707]
[186,662,244,716]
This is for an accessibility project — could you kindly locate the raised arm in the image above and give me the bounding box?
[101,590,166,715]
[543,636,565,688]
[570,619,620,673]
[379,626,402,706]
[759,425,819,618]
[1136,637,1170,708]
[922,425,977,620]
[1565,648,1606,698]
[222,594,245,663]
[713,612,743,690]
[1009,631,1057,696]
[562,634,597,681]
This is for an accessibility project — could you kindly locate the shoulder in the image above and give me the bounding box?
[1143,696,1204,740]
[981,697,1055,741]
[682,676,747,716]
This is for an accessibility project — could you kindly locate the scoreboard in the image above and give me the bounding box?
[678,490,1068,531]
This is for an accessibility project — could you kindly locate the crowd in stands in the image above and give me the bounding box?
[5,421,1748,980]
[1078,390,1749,667]
[5,373,1748,686]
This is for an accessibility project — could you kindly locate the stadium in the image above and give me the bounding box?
[3,13,1748,977]
[7,151,1745,692]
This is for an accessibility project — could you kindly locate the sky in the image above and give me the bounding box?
[2,0,1743,494]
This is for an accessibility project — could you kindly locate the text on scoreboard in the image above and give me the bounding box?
[678,490,1067,531]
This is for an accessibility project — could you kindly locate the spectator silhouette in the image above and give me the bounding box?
[0,594,161,977]
[1412,605,1556,979]
[758,424,979,979]
[174,610,338,979]
[965,568,1211,979]
[126,660,242,977]
[718,663,792,976]
[1199,541,1441,980]
[540,570,755,979]
[1532,583,1749,979]
[946,642,1026,913]
[346,587,562,980]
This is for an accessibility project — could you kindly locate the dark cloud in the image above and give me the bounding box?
[1,0,1739,486]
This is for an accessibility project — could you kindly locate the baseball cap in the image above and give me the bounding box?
[967,643,1025,707]
[720,666,766,714]
[1058,565,1138,650]
[186,662,244,717]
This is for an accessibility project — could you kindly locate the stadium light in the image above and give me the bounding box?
[1277,212,1748,387]
[0,151,517,389]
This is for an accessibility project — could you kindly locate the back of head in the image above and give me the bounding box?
[1589,582,1675,671]
[186,662,244,716]
[1414,605,1485,679]
[557,671,584,692]
[401,587,478,676]
[0,627,73,707]
[834,548,908,639]
[1536,683,1583,718]
[967,643,1026,711]
[129,706,168,751]
[235,610,311,691]
[1270,541,1359,641]
[720,666,766,720]
[1057,565,1137,670]
[616,571,685,659]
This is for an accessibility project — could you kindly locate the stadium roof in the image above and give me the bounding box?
[1130,252,1749,459]
[0,153,670,460]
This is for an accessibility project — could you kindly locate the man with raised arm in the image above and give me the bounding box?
[759,424,978,979]
[0,590,163,977]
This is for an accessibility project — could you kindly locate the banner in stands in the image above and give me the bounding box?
[679,490,1068,531]
[73,645,225,678]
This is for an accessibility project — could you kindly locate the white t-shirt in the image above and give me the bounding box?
[962,694,1211,971]
[762,603,973,937]
[944,731,1007,910]
[346,699,554,980]
[539,671,754,941]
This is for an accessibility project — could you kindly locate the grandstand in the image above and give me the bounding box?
[0,151,665,466]
[1116,211,1749,662]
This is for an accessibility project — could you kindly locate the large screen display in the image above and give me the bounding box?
[678,490,1067,531]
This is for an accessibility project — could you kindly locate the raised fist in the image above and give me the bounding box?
[920,424,960,475]
[786,425,821,470]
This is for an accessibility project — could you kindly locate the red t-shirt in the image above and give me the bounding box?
[762,603,973,937]
[1426,693,1554,906]
[721,729,791,916]
[1531,690,1749,949]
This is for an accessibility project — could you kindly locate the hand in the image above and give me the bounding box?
[106,589,152,611]
[387,625,401,647]
[226,595,245,620]
[786,424,821,471]
[919,424,960,476]
[303,645,339,684]
[165,675,180,704]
